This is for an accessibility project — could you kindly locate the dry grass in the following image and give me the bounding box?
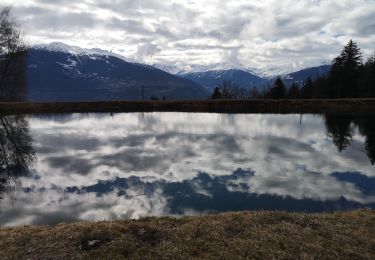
[0,99,375,115]
[0,210,374,259]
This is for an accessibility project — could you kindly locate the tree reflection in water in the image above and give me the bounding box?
[355,115,375,165]
[0,115,35,202]
[324,114,375,165]
[324,114,354,153]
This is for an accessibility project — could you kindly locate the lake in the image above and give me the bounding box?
[0,112,374,226]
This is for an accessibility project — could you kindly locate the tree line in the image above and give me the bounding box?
[211,40,375,99]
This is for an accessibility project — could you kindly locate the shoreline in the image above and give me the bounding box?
[1,99,375,115]
[0,210,374,259]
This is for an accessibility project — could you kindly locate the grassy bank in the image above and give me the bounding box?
[0,210,374,259]
[0,99,375,115]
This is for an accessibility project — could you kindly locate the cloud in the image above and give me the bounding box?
[2,0,374,69]
[136,42,161,59]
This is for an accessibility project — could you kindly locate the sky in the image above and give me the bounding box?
[3,0,375,71]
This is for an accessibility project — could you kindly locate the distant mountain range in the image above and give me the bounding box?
[10,42,333,101]
[281,65,332,86]
[179,65,331,91]
[153,60,331,78]
[179,69,268,91]
[26,43,209,101]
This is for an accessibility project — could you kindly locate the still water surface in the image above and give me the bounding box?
[0,113,374,226]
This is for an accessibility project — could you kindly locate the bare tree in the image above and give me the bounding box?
[249,87,260,99]
[215,80,250,100]
[0,6,27,101]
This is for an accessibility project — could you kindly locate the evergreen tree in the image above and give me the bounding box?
[287,82,300,99]
[329,40,362,98]
[301,77,313,98]
[269,76,286,99]
[358,53,375,97]
[311,76,329,99]
[211,87,222,99]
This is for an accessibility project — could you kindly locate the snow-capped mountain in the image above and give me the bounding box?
[179,65,331,91]
[250,60,331,79]
[248,65,300,79]
[282,65,332,86]
[24,44,209,101]
[153,62,244,75]
[180,69,268,91]
[14,42,333,100]
[154,59,331,79]
[34,42,137,63]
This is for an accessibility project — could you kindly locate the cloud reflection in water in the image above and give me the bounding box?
[0,113,374,226]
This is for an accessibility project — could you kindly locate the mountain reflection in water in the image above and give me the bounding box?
[0,113,374,226]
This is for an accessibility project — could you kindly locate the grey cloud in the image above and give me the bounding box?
[172,42,238,51]
[4,0,375,68]
[106,18,178,41]
[353,14,375,35]
[264,136,316,156]
[136,42,161,58]
[24,12,99,31]
[34,0,76,5]
[12,6,47,17]
[46,156,95,175]
[39,131,243,177]
[33,134,101,152]
[3,167,374,226]
[107,18,151,34]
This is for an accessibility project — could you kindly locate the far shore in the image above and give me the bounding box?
[0,210,374,259]
[1,98,375,115]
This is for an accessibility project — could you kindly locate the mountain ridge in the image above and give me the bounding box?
[25,47,209,101]
[23,42,333,99]
[34,42,331,78]
[179,69,268,91]
[179,65,331,91]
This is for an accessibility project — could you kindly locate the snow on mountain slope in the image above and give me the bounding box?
[179,64,332,91]
[34,42,138,63]
[153,62,244,75]
[281,65,332,86]
[36,42,331,79]
[30,42,332,97]
[248,60,331,79]
[155,59,331,80]
[180,69,268,91]
[25,46,209,101]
